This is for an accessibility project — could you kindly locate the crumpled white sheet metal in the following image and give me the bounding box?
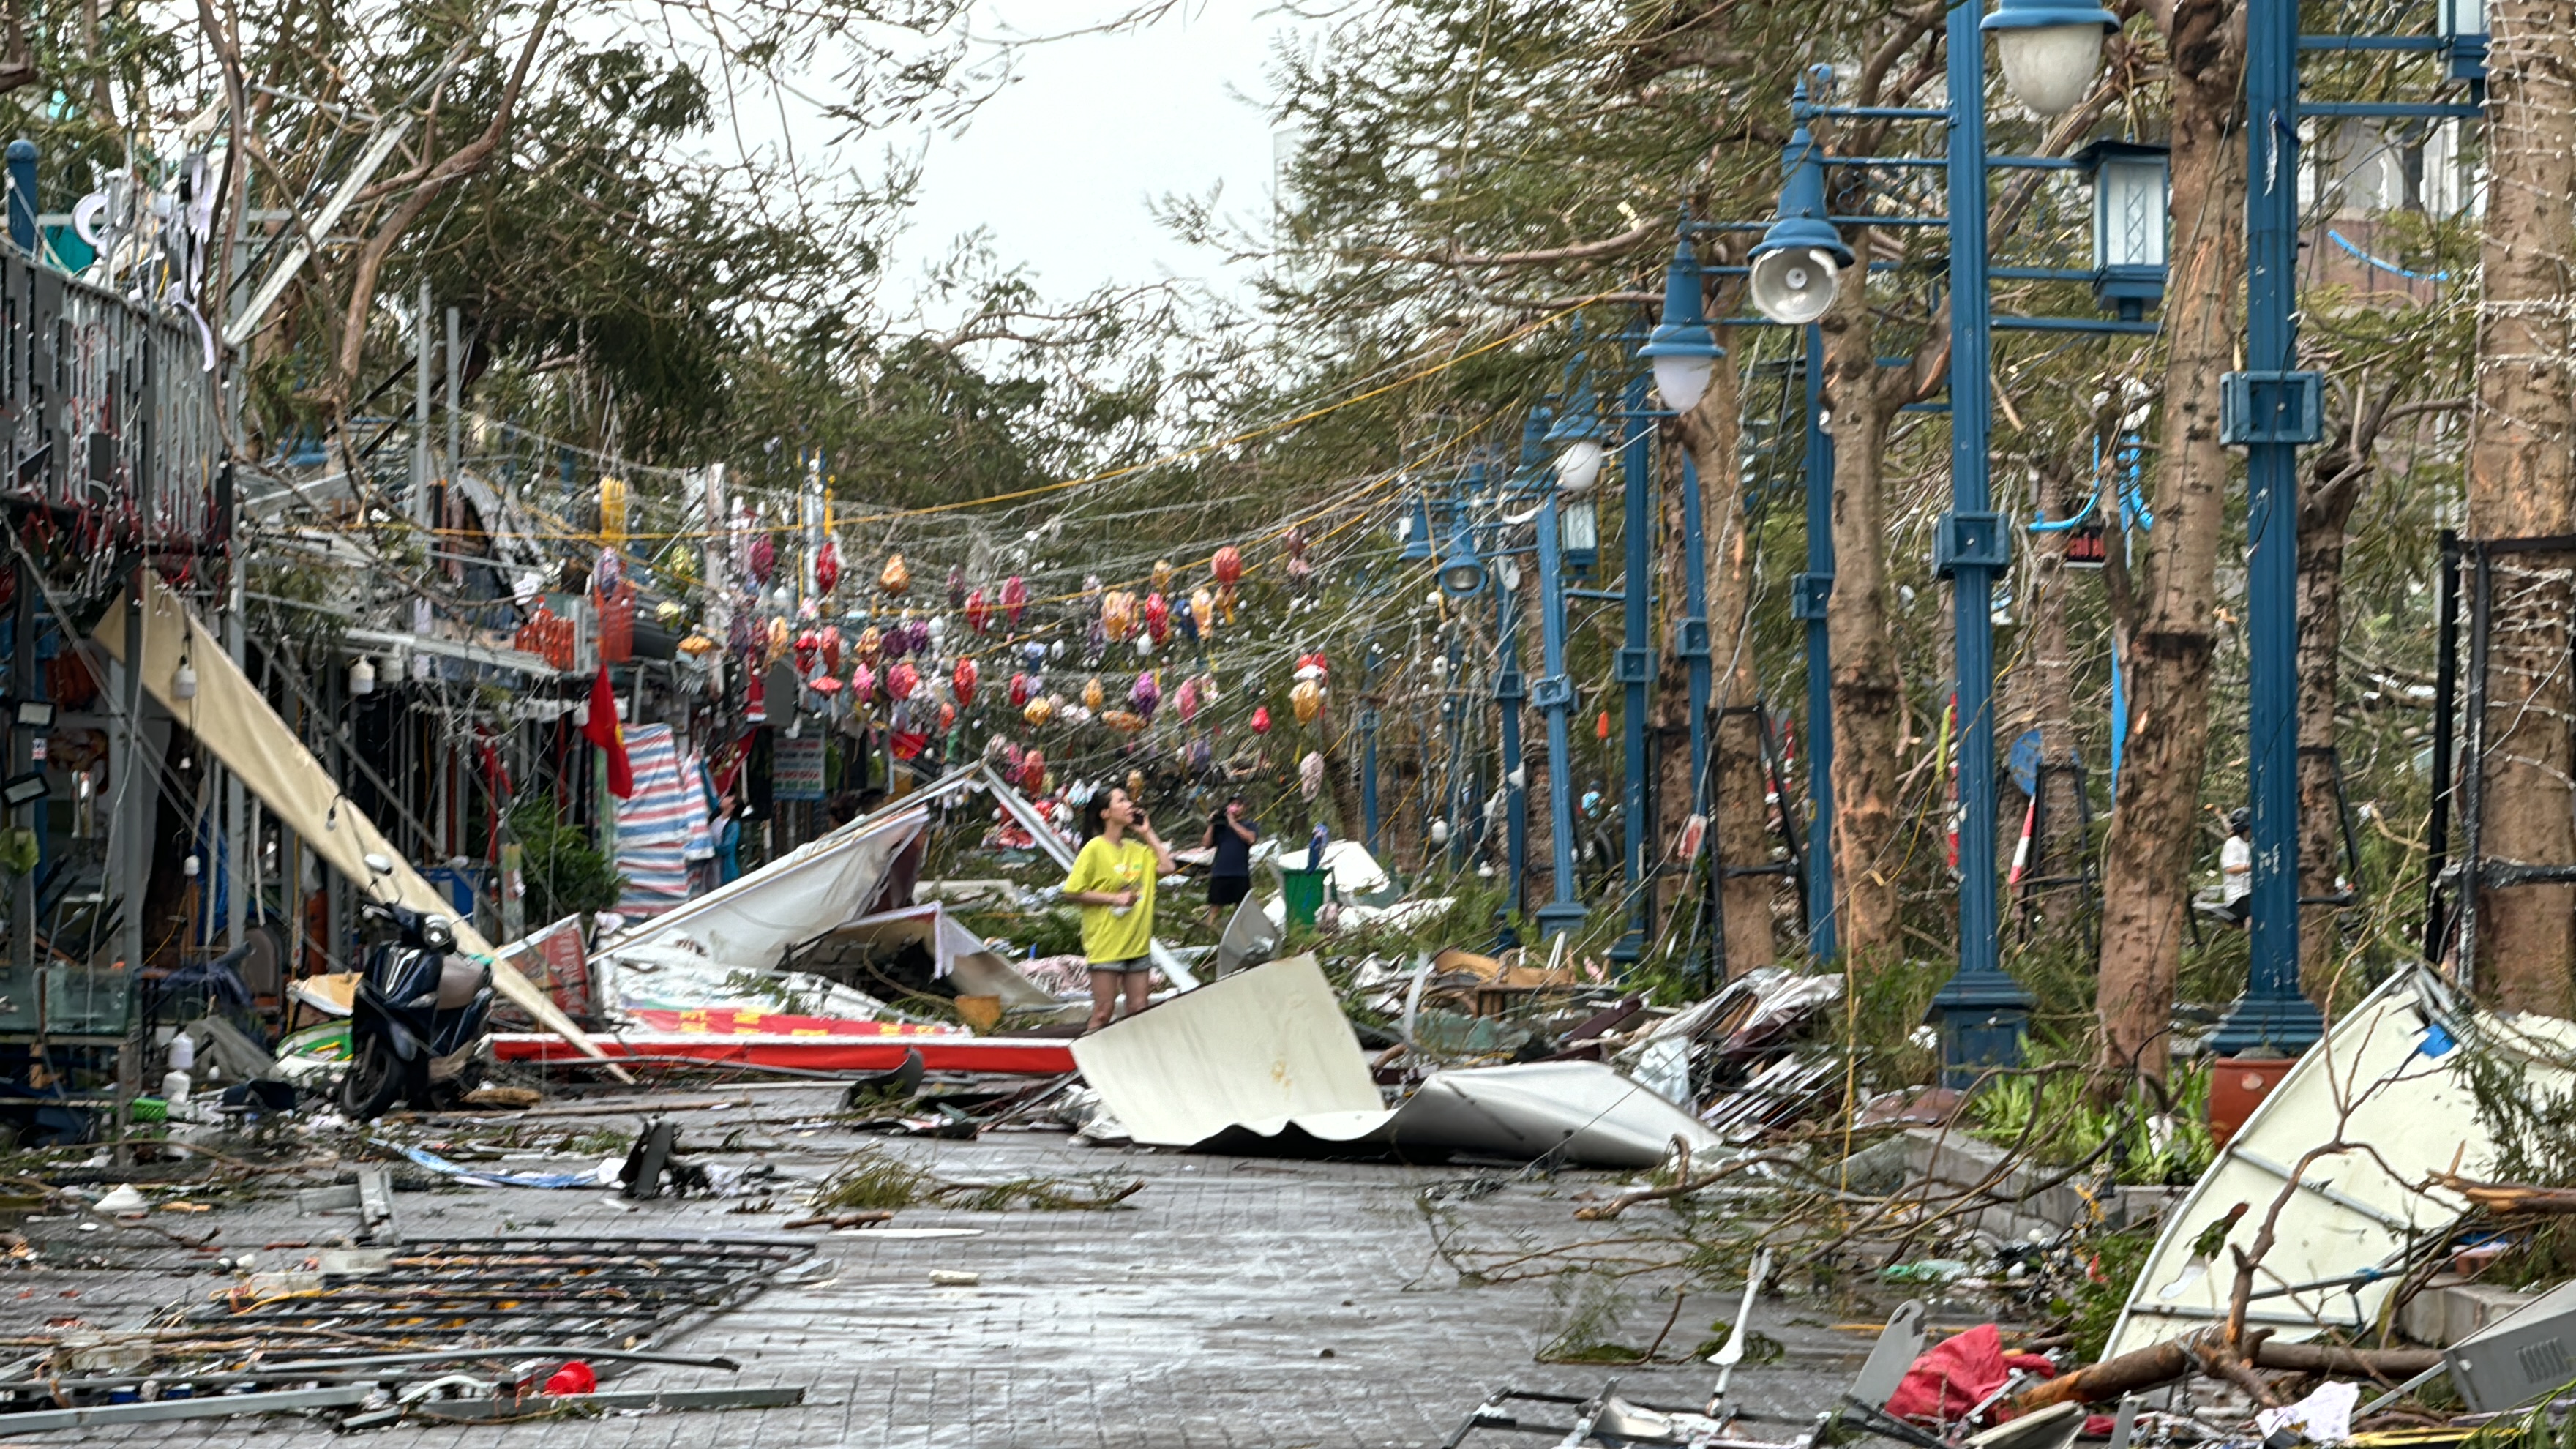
[2104,965,2576,1360]
[1071,955,1724,1169]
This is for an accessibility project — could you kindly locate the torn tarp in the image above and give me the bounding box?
[1071,956,1725,1169]
[92,577,620,1075]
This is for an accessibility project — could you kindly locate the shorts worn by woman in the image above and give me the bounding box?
[1087,956,1152,977]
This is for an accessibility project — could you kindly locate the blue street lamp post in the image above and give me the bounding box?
[1613,370,1656,961]
[1731,0,2126,1081]
[2209,0,2478,1050]
[1535,374,1607,938]
[1922,0,2034,1081]
[1497,427,1538,916]
[1797,318,1839,960]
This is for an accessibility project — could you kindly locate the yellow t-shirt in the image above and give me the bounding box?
[1063,835,1158,964]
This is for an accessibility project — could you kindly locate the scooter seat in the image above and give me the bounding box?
[435,956,489,1010]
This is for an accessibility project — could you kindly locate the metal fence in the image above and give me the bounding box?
[0,250,222,589]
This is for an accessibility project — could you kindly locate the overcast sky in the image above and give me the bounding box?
[888,2,1300,317]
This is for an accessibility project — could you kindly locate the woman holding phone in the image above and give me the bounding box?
[1060,785,1175,1032]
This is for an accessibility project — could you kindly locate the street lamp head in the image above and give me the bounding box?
[1437,514,1487,599]
[1636,233,1720,413]
[1981,0,2118,118]
[1746,126,1854,326]
[1543,370,1606,491]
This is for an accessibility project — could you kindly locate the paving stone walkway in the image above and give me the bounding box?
[0,1087,1895,1447]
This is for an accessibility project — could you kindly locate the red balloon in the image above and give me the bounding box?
[1251,705,1272,735]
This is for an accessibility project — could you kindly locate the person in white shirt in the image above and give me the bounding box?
[2220,807,2253,926]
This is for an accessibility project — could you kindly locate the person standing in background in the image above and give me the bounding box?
[1202,795,1258,924]
[1061,786,1175,1032]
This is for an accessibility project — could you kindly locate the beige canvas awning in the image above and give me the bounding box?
[93,576,623,1074]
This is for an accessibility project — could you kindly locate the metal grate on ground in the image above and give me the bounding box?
[146,1235,813,1375]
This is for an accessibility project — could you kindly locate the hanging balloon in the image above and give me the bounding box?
[1001,574,1030,624]
[965,588,992,635]
[1212,545,1244,587]
[850,662,877,700]
[593,547,623,598]
[880,553,910,596]
[1134,632,1154,659]
[811,673,844,697]
[1082,675,1105,711]
[820,626,843,673]
[1126,768,1146,801]
[856,624,885,663]
[888,659,921,700]
[1150,558,1175,594]
[1084,618,1107,665]
[1142,592,1171,645]
[765,616,792,666]
[1018,747,1047,794]
[815,539,841,597]
[793,629,820,674]
[1023,695,1056,727]
[1175,675,1202,724]
[952,656,979,706]
[1188,587,1216,640]
[1216,584,1238,625]
[947,566,967,608]
[678,632,716,657]
[1294,651,1329,681]
[1082,574,1104,613]
[1129,671,1161,720]
[1101,708,1146,734]
[880,621,910,659]
[727,610,756,657]
[986,736,1020,770]
[1022,640,1047,670]
[1101,590,1137,643]
[1290,677,1325,726]
[1300,751,1325,800]
[1251,705,1272,735]
[1284,527,1314,589]
[1008,672,1035,707]
[1186,738,1215,777]
[1597,710,1611,741]
[748,532,776,585]
[939,700,958,732]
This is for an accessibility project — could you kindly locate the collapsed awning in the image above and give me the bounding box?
[93,577,618,1073]
[1072,955,1726,1169]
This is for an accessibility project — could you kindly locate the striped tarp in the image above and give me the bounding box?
[615,723,708,915]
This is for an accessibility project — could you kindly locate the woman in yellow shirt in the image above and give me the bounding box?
[1061,786,1175,1032]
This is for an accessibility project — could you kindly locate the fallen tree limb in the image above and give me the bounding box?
[2428,1171,2576,1216]
[2012,1333,2444,1412]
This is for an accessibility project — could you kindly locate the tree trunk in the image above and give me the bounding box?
[2004,459,2086,949]
[2467,0,2576,1016]
[2094,0,2244,1086]
[1681,340,1780,975]
[1652,441,1698,931]
[2294,391,2398,995]
[1818,239,1907,976]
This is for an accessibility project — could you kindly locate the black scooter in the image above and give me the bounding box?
[341,854,495,1120]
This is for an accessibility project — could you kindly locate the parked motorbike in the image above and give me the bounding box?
[341,855,495,1121]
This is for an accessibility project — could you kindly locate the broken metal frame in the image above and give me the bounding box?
[2427,531,2576,987]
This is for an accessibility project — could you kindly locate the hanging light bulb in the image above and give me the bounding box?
[173,660,198,700]
[349,657,376,696]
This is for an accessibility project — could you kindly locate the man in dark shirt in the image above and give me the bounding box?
[1202,795,1258,924]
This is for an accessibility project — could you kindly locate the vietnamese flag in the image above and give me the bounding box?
[583,665,634,798]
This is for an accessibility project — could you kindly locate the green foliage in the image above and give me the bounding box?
[1970,1064,2214,1186]
[506,801,624,925]
[2056,1225,2157,1363]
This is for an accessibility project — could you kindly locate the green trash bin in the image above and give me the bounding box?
[1279,867,1327,927]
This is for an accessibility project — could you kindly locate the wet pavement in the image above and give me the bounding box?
[0,1085,1914,1448]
